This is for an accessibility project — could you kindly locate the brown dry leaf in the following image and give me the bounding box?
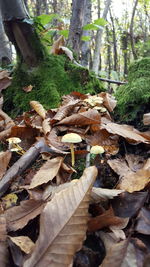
[117,168,150,192]
[108,157,150,192]
[5,199,45,231]
[42,118,51,135]
[29,157,64,189]
[46,127,70,151]
[91,187,124,202]
[56,109,101,126]
[52,99,79,122]
[0,151,11,180]
[9,236,35,254]
[50,35,65,54]
[100,239,129,267]
[99,92,117,112]
[23,166,98,267]
[143,113,150,125]
[86,129,119,155]
[88,207,129,232]
[0,215,9,267]
[0,77,12,92]
[30,101,46,119]
[135,207,150,235]
[102,122,150,144]
[0,70,10,80]
[23,85,33,92]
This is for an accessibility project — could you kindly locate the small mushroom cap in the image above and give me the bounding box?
[62,133,82,143]
[90,145,104,154]
[6,137,21,144]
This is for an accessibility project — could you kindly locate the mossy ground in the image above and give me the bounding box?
[115,57,150,125]
[3,54,104,117]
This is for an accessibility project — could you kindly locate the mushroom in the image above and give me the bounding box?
[61,133,82,167]
[6,137,25,154]
[90,145,105,154]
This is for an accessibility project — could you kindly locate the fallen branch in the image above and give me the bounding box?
[96,76,127,85]
[0,140,56,197]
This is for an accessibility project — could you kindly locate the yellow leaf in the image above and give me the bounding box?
[30,101,46,119]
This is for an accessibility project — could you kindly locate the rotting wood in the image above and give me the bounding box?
[96,76,127,85]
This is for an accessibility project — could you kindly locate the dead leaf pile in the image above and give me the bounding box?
[0,91,150,266]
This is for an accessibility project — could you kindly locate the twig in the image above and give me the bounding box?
[96,76,127,85]
[0,140,56,197]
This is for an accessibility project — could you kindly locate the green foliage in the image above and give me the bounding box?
[3,55,104,116]
[35,14,59,26]
[81,36,91,42]
[94,18,107,27]
[83,18,107,31]
[115,57,150,123]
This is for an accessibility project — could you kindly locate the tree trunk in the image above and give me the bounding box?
[0,10,12,67]
[81,0,92,68]
[0,0,45,67]
[109,8,118,72]
[92,0,112,74]
[68,0,85,58]
[130,0,138,60]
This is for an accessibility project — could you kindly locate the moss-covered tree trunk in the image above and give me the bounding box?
[0,0,45,67]
[1,0,104,117]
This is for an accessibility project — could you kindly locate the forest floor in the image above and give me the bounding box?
[0,69,150,267]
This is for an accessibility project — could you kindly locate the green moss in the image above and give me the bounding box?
[115,57,150,123]
[4,54,104,116]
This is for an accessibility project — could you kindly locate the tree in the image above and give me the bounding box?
[130,0,139,60]
[81,0,92,68]
[92,0,112,74]
[0,10,12,66]
[68,0,86,57]
[0,0,44,67]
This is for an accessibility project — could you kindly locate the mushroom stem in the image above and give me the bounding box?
[70,143,75,167]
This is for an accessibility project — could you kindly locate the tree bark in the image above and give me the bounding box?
[68,0,85,58]
[0,0,45,67]
[0,11,12,66]
[81,0,92,68]
[130,0,138,60]
[92,0,112,74]
[109,8,118,72]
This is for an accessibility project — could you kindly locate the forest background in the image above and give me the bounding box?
[1,0,150,85]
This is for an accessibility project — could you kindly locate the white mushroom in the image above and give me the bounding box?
[61,133,82,167]
[90,145,105,154]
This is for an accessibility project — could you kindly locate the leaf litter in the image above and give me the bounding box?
[0,91,149,266]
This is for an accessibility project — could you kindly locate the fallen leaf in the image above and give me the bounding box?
[52,98,79,122]
[23,85,33,92]
[2,193,18,210]
[143,113,150,125]
[0,77,12,92]
[5,199,45,231]
[30,101,46,119]
[108,157,150,193]
[135,207,150,235]
[0,215,9,267]
[23,166,98,267]
[0,151,11,179]
[42,118,51,135]
[91,187,124,202]
[56,109,101,126]
[111,191,148,218]
[50,35,65,54]
[102,122,150,144]
[99,92,117,112]
[88,207,128,232]
[29,157,63,189]
[9,236,35,254]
